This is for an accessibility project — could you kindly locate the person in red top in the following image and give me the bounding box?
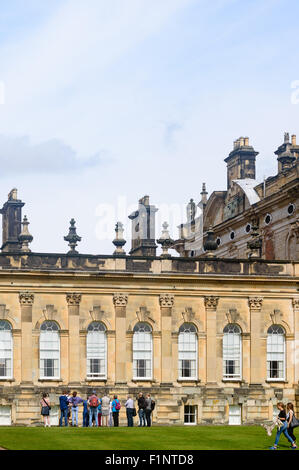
[88,391,99,427]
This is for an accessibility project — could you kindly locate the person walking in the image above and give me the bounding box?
[40,392,51,427]
[88,391,99,427]
[101,393,110,427]
[287,402,297,445]
[82,399,89,427]
[68,391,83,427]
[59,390,69,427]
[145,394,154,427]
[137,392,146,427]
[125,395,135,427]
[111,395,121,427]
[270,402,297,450]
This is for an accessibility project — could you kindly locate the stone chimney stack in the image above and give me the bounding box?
[224,137,258,189]
[128,195,158,256]
[0,189,25,252]
[275,132,296,173]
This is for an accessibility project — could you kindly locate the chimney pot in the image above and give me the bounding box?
[239,137,245,147]
[291,134,296,146]
[244,137,249,146]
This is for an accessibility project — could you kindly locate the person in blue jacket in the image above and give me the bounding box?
[59,390,69,427]
[82,399,89,427]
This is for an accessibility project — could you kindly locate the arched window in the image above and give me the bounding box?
[223,324,242,379]
[40,321,60,379]
[0,320,13,379]
[178,323,197,379]
[87,322,107,379]
[133,322,152,379]
[267,325,285,380]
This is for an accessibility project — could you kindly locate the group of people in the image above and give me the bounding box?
[40,390,155,428]
[269,402,298,450]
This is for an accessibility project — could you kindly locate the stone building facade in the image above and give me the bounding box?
[0,129,299,426]
[174,132,299,261]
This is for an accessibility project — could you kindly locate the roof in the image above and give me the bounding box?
[232,178,261,205]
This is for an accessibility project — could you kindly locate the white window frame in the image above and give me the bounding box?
[229,405,242,425]
[267,325,286,382]
[86,322,107,380]
[0,320,13,380]
[184,405,197,425]
[133,322,153,380]
[39,321,60,380]
[222,324,242,380]
[178,323,198,380]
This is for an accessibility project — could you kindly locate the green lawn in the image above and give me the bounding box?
[0,425,295,450]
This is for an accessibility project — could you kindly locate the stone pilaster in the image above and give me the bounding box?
[19,292,34,384]
[113,293,128,384]
[248,297,263,384]
[159,294,174,385]
[66,293,81,385]
[292,298,299,383]
[204,296,219,384]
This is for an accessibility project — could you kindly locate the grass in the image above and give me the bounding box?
[0,425,296,450]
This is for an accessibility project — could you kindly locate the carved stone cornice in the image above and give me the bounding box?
[292,298,299,311]
[113,293,128,307]
[204,296,219,310]
[19,292,34,305]
[248,297,263,311]
[66,293,82,306]
[159,294,174,308]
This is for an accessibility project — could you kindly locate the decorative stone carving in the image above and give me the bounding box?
[66,293,82,305]
[248,297,263,310]
[42,305,57,321]
[89,305,109,324]
[159,294,174,307]
[226,308,240,324]
[113,293,128,307]
[182,307,195,323]
[292,298,299,311]
[204,296,219,310]
[136,306,155,324]
[270,309,283,325]
[19,292,34,305]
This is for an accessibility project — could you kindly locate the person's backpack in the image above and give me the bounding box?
[115,400,121,411]
[151,400,155,411]
[90,396,99,407]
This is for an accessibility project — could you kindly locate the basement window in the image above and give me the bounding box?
[184,405,196,425]
[229,405,241,425]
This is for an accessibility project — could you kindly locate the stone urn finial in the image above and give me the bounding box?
[19,215,33,252]
[112,221,126,256]
[157,221,174,258]
[64,218,81,254]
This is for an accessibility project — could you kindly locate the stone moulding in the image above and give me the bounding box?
[159,294,174,307]
[19,292,34,305]
[113,293,128,306]
[66,293,82,305]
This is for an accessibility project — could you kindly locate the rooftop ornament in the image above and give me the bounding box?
[203,226,217,257]
[18,215,33,252]
[112,221,126,256]
[64,218,81,255]
[157,222,174,258]
[247,217,262,259]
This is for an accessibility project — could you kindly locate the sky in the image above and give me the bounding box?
[0,0,298,254]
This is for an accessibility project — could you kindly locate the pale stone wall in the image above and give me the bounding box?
[0,266,299,426]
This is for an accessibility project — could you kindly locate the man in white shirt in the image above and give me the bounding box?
[125,395,135,427]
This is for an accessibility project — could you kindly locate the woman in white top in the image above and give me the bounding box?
[101,394,110,427]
